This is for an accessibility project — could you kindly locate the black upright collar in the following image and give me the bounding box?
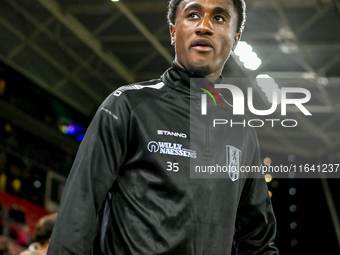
[160,62,223,95]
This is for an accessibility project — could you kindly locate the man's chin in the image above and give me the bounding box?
[186,63,211,78]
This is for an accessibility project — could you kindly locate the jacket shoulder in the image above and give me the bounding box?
[112,79,166,97]
[101,78,167,109]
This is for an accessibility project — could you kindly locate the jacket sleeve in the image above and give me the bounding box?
[233,137,279,255]
[47,95,129,255]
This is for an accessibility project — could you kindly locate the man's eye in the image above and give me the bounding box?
[188,13,200,19]
[214,15,226,22]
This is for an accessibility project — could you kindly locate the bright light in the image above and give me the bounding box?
[290,204,297,212]
[290,222,297,229]
[239,52,257,63]
[289,187,297,196]
[263,157,272,166]
[59,122,86,137]
[318,77,329,86]
[111,0,120,2]
[244,57,262,71]
[234,41,261,70]
[77,134,85,142]
[256,74,281,103]
[12,179,21,192]
[34,180,41,188]
[265,174,273,183]
[59,125,68,134]
[234,41,252,56]
[288,154,295,163]
[68,125,75,132]
[268,190,272,197]
[288,171,296,179]
[5,123,12,132]
[67,125,76,135]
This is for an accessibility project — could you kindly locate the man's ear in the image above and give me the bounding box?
[232,32,241,51]
[170,24,176,45]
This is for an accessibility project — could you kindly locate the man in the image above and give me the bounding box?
[48,0,278,254]
[20,213,57,255]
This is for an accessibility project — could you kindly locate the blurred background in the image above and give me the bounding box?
[0,0,340,254]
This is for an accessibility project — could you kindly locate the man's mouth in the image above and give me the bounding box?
[191,39,213,51]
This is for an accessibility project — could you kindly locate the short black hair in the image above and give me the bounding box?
[34,213,57,245]
[167,0,246,33]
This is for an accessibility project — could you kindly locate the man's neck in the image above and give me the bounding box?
[174,60,221,83]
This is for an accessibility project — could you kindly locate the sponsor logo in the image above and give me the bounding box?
[226,145,242,182]
[147,141,197,158]
[147,141,159,153]
[157,130,187,138]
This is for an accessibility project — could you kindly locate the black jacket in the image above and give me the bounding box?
[48,63,278,255]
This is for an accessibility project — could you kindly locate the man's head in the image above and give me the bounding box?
[34,213,57,247]
[168,0,246,33]
[168,0,246,80]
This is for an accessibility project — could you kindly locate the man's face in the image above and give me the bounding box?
[170,0,241,79]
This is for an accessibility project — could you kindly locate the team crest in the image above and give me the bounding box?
[226,145,242,182]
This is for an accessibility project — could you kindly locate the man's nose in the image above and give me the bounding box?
[195,16,214,35]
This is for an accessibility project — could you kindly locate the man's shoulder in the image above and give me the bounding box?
[98,78,169,113]
[109,78,167,101]
[113,78,166,97]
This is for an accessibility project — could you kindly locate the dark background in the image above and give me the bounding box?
[1,0,340,254]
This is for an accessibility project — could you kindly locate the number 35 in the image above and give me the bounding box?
[167,162,179,172]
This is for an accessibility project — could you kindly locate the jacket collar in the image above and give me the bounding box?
[160,62,223,95]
